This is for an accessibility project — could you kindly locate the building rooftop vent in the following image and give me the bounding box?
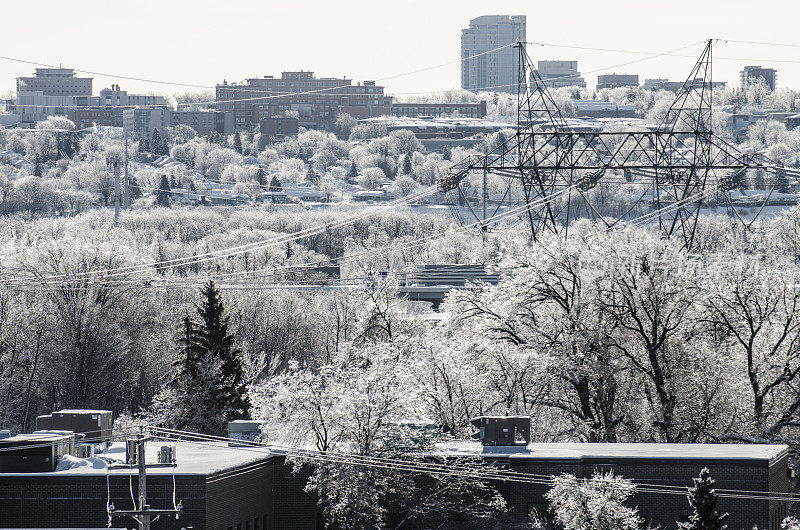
[470,416,531,446]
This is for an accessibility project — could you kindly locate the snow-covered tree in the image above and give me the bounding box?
[546,471,642,530]
[678,468,728,530]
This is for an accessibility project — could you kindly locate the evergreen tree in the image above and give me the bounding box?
[33,158,42,177]
[678,468,728,530]
[442,146,452,161]
[170,281,250,434]
[128,177,143,201]
[269,175,283,192]
[151,129,162,156]
[160,133,169,156]
[138,137,150,153]
[285,241,294,259]
[255,167,267,186]
[233,131,243,154]
[496,131,507,150]
[306,167,319,185]
[402,153,413,175]
[156,174,172,207]
[349,160,358,179]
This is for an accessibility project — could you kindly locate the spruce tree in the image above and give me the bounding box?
[156,174,172,207]
[269,175,283,192]
[402,153,413,175]
[172,281,250,434]
[151,129,162,156]
[128,177,143,201]
[349,160,358,179]
[678,468,728,530]
[306,167,319,185]
[233,131,243,154]
[255,167,267,186]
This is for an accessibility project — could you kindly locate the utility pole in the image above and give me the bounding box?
[482,142,488,243]
[109,432,180,529]
[137,435,150,530]
[113,161,121,224]
[123,132,130,209]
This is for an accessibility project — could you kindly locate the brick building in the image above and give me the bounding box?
[216,71,391,130]
[390,101,487,119]
[123,108,234,140]
[0,440,318,529]
[441,441,791,529]
[596,73,640,90]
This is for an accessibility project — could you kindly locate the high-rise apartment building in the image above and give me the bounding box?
[741,66,777,91]
[461,15,526,94]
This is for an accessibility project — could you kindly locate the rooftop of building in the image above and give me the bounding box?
[0,440,275,477]
[359,115,510,129]
[437,441,790,464]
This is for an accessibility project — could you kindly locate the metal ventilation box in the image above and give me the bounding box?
[228,420,264,446]
[36,409,113,441]
[470,416,531,446]
[0,432,75,472]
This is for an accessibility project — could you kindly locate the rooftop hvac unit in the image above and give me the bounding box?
[75,443,94,459]
[125,439,138,465]
[228,420,264,447]
[157,445,176,464]
[0,432,75,472]
[469,416,531,446]
[36,409,113,441]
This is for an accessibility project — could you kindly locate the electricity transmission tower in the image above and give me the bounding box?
[438,40,788,248]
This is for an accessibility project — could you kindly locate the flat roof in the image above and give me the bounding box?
[438,442,790,464]
[0,441,275,477]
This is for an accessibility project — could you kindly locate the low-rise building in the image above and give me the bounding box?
[537,61,586,88]
[440,421,791,530]
[259,116,300,145]
[574,99,637,118]
[358,115,509,139]
[390,101,487,119]
[596,73,639,90]
[216,71,391,130]
[123,108,233,139]
[644,78,727,92]
[0,439,317,528]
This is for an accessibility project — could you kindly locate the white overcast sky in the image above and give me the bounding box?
[1,0,798,97]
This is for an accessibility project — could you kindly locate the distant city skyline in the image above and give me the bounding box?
[1,0,799,99]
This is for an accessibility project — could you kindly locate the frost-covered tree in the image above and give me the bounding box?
[678,468,728,530]
[151,280,249,435]
[357,166,386,190]
[156,174,172,207]
[546,471,642,530]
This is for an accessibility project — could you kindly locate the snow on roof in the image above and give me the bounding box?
[360,115,509,130]
[54,409,112,415]
[436,441,789,463]
[0,440,275,477]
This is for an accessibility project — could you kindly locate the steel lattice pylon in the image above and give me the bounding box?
[437,40,790,248]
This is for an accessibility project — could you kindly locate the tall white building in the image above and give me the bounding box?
[461,15,526,94]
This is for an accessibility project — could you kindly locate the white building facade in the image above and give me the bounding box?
[461,15,526,94]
